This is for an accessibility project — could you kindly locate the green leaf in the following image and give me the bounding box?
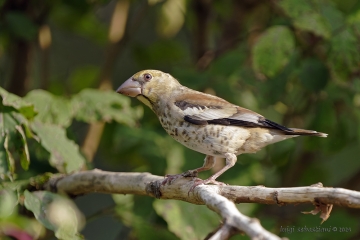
[24,90,72,127]
[4,134,15,174]
[0,179,30,192]
[294,13,331,38]
[31,122,85,173]
[71,89,142,126]
[321,4,345,32]
[320,144,360,185]
[23,191,53,230]
[157,0,186,38]
[0,189,17,218]
[133,40,186,68]
[210,45,248,77]
[348,7,360,26]
[16,125,30,170]
[0,109,20,176]
[68,66,99,93]
[328,28,360,81]
[252,26,295,77]
[154,200,219,240]
[51,4,107,44]
[4,11,38,40]
[74,13,107,44]
[0,103,32,176]
[299,58,329,91]
[24,190,84,240]
[257,50,299,105]
[0,87,37,119]
[279,0,332,38]
[113,194,134,226]
[113,194,176,239]
[165,143,185,175]
[0,133,8,179]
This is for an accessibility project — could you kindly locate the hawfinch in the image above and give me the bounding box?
[117,70,327,190]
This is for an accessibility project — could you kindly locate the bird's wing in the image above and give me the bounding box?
[174,92,294,132]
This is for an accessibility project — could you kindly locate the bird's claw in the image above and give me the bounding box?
[162,174,181,185]
[181,170,199,178]
[162,171,226,195]
[162,170,199,185]
[188,178,226,194]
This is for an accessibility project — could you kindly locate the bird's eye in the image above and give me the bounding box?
[144,73,152,81]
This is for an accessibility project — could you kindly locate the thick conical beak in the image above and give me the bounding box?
[116,78,142,97]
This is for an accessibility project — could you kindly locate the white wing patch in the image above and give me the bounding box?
[231,112,260,124]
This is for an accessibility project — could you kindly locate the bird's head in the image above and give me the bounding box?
[117,70,180,108]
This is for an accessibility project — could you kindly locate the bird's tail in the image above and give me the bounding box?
[287,128,328,137]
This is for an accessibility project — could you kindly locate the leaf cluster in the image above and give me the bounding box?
[0,87,141,239]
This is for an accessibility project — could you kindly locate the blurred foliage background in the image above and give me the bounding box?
[1,0,360,239]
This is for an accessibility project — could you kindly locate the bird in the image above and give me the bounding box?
[116,70,327,190]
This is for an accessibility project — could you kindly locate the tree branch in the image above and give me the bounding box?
[43,170,360,239]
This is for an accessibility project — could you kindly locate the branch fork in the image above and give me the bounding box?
[43,170,360,239]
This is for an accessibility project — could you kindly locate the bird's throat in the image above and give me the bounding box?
[137,95,153,110]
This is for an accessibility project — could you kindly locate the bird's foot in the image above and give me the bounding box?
[188,178,226,193]
[162,170,199,185]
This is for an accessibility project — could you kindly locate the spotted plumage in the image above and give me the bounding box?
[117,70,327,190]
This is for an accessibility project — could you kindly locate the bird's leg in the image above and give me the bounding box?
[162,155,215,185]
[189,153,237,192]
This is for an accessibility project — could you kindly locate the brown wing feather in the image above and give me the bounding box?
[172,87,327,137]
[173,89,283,128]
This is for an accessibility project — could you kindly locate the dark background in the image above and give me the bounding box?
[1,0,360,239]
